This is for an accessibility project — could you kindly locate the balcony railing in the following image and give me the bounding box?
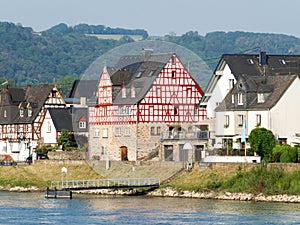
[160,130,209,141]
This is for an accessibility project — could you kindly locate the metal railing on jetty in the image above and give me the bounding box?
[51,177,160,190]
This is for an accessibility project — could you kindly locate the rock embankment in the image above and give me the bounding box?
[147,187,300,203]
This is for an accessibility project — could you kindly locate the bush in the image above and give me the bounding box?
[280,151,292,163]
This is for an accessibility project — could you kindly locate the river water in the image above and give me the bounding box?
[0,191,299,224]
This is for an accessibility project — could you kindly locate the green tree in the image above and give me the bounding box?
[57,129,71,150]
[248,128,276,162]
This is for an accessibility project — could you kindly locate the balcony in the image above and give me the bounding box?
[160,130,209,141]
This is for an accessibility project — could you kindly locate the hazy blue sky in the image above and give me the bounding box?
[1,0,300,37]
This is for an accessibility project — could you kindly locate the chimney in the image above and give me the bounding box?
[141,48,153,60]
[259,51,267,66]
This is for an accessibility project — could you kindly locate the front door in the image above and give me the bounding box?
[120,146,128,161]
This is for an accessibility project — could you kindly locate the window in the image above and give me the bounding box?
[229,79,235,89]
[28,108,32,117]
[231,94,234,104]
[174,106,178,115]
[172,71,176,78]
[4,110,7,118]
[257,93,265,103]
[136,71,143,78]
[279,59,286,65]
[124,127,131,136]
[187,88,192,97]
[101,146,107,155]
[103,128,108,138]
[115,127,121,136]
[20,108,24,117]
[94,129,99,138]
[247,59,254,64]
[47,121,51,133]
[130,85,135,98]
[256,114,261,126]
[238,115,244,126]
[148,70,155,77]
[156,127,161,135]
[149,106,154,114]
[150,127,155,136]
[121,86,126,98]
[156,87,161,97]
[225,115,230,127]
[79,121,86,129]
[238,93,243,105]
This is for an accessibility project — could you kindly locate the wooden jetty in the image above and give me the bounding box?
[45,177,160,199]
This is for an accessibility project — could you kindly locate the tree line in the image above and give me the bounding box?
[2,22,300,96]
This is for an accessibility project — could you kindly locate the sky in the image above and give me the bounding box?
[1,0,300,38]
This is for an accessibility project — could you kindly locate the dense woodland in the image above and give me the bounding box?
[1,22,300,96]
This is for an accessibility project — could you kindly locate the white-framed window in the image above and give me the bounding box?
[257,93,265,103]
[28,108,32,117]
[101,146,107,155]
[256,114,261,126]
[94,129,100,138]
[124,127,131,136]
[47,121,51,133]
[225,115,230,127]
[4,110,7,118]
[102,128,108,138]
[231,94,235,104]
[238,115,244,126]
[20,108,24,117]
[149,106,154,115]
[237,93,243,105]
[130,85,135,98]
[114,127,121,136]
[79,121,86,129]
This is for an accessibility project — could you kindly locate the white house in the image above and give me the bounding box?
[215,74,300,149]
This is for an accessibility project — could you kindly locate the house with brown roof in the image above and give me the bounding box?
[0,84,66,161]
[88,51,208,162]
[214,74,300,150]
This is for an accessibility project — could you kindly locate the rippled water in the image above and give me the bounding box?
[0,191,299,224]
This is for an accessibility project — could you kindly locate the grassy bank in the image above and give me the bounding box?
[0,162,102,190]
[165,164,300,195]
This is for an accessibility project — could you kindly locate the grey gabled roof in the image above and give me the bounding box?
[48,108,73,131]
[216,75,297,112]
[110,53,173,105]
[0,84,57,124]
[216,53,300,78]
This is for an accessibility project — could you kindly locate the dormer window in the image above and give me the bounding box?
[148,70,155,77]
[28,108,32,117]
[20,108,24,117]
[231,94,235,104]
[79,121,86,129]
[257,93,265,103]
[4,110,7,118]
[121,86,126,98]
[130,85,135,98]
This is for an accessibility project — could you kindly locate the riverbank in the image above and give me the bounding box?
[1,160,300,204]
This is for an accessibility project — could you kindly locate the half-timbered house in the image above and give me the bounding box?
[88,51,208,162]
[0,84,66,161]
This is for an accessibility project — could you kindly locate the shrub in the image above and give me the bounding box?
[280,151,292,163]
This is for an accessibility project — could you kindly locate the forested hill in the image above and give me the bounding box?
[1,21,300,96]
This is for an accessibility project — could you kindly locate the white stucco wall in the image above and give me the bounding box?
[206,65,235,118]
[40,110,57,145]
[269,77,300,145]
